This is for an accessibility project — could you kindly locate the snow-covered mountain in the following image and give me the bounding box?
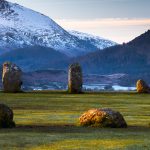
[69,31,116,50]
[0,0,117,57]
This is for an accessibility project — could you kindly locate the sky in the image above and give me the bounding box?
[8,0,150,43]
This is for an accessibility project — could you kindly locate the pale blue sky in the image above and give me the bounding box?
[8,0,150,43]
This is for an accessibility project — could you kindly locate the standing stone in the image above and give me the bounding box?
[0,104,15,128]
[2,62,22,93]
[68,63,83,93]
[136,79,150,93]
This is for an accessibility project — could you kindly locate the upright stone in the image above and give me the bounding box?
[2,62,22,93]
[68,63,83,93]
[136,79,150,93]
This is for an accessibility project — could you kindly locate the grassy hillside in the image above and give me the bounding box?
[0,91,149,150]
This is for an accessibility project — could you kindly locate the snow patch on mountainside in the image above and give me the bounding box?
[69,30,117,49]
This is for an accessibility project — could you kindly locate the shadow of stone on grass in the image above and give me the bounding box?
[0,124,149,134]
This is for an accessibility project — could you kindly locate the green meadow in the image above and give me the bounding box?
[0,91,150,150]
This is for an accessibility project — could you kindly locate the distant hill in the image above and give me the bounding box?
[0,46,69,72]
[76,30,150,75]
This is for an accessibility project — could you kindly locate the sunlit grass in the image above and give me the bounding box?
[31,139,142,150]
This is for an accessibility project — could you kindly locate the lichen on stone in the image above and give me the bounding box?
[136,79,150,93]
[79,108,127,128]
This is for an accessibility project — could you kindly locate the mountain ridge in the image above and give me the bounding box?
[69,30,117,50]
[0,46,69,71]
[75,30,150,75]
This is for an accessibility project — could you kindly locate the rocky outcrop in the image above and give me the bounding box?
[0,0,11,15]
[2,62,22,92]
[68,63,83,93]
[136,79,150,93]
[79,108,127,128]
[0,104,15,128]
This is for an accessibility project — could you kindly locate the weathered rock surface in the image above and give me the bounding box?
[68,63,82,93]
[0,104,15,128]
[2,62,22,92]
[79,108,127,128]
[136,79,150,93]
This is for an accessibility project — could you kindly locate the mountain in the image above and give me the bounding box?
[0,0,116,57]
[0,46,69,71]
[69,31,116,50]
[76,30,150,75]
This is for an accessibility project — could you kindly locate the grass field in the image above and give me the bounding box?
[0,91,150,150]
